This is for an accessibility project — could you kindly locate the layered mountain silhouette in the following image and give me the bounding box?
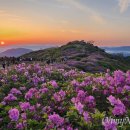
[22,40,130,72]
[0,48,32,57]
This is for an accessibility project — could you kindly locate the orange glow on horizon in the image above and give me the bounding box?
[0,0,130,46]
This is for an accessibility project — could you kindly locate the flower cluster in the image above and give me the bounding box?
[0,63,130,130]
[8,108,19,121]
[48,113,64,127]
[53,90,66,102]
[107,95,126,116]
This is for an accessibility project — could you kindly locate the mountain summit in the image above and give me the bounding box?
[22,40,130,72]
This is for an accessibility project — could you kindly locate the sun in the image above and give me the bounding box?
[1,41,5,45]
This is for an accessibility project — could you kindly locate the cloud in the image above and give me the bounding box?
[60,29,81,34]
[26,0,106,24]
[118,0,130,13]
[56,0,106,24]
[0,10,25,21]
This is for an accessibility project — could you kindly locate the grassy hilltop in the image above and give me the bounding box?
[22,40,130,72]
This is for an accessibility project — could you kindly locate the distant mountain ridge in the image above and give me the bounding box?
[102,46,130,51]
[102,46,130,56]
[0,48,32,57]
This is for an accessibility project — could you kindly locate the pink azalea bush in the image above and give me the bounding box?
[8,108,19,121]
[0,63,130,130]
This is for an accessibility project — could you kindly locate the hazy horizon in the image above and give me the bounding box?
[0,44,56,52]
[0,42,130,55]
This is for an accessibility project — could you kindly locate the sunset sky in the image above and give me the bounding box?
[0,0,130,46]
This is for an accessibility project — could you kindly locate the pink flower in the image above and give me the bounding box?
[77,90,86,102]
[85,96,95,103]
[48,113,64,127]
[53,93,61,102]
[116,87,123,94]
[107,95,117,106]
[53,90,66,102]
[102,119,117,130]
[50,80,58,88]
[4,94,17,102]
[107,96,126,116]
[71,80,79,87]
[75,102,84,114]
[29,105,36,112]
[112,103,126,116]
[25,92,33,100]
[59,90,66,97]
[39,87,48,94]
[25,88,37,100]
[19,102,30,111]
[21,113,27,120]
[124,85,130,91]
[8,108,19,121]
[10,88,22,95]
[16,123,24,130]
[83,111,91,122]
